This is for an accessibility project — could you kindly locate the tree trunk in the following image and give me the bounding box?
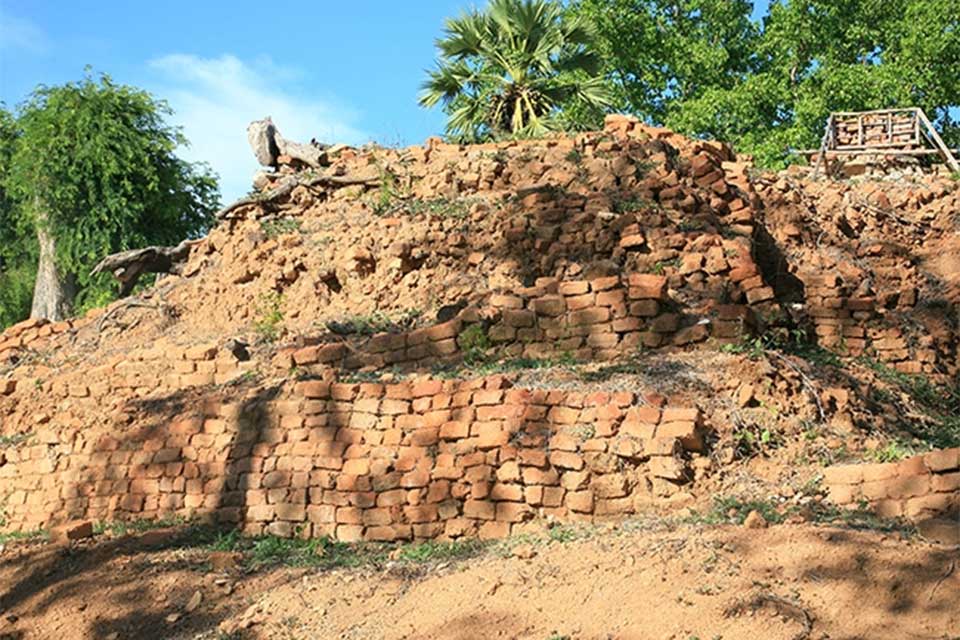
[30,220,76,321]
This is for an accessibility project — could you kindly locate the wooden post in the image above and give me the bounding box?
[917,109,960,173]
[812,114,833,179]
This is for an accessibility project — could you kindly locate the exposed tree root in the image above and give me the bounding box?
[215,171,381,220]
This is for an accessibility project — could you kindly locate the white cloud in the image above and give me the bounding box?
[148,54,368,202]
[0,8,50,53]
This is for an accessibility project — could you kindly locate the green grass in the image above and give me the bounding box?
[207,529,488,569]
[578,359,644,382]
[394,539,487,563]
[94,515,187,537]
[863,440,916,463]
[0,528,48,545]
[457,323,491,365]
[857,357,960,448]
[261,217,301,239]
[686,496,787,526]
[0,432,32,448]
[334,309,422,336]
[433,353,577,379]
[253,292,285,343]
[685,495,915,535]
[611,194,649,214]
[403,197,473,219]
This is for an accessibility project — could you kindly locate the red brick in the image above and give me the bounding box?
[924,448,960,473]
[496,502,534,522]
[463,500,495,520]
[569,307,610,326]
[566,491,593,513]
[478,521,511,539]
[627,274,667,300]
[549,451,584,470]
[558,281,589,296]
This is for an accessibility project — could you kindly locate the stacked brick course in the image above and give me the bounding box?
[0,376,706,540]
[0,317,84,363]
[824,448,960,520]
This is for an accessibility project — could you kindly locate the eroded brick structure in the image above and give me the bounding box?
[1,375,708,541]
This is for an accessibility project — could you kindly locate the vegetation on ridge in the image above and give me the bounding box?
[419,0,613,141]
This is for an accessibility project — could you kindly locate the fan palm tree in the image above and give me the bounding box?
[419,0,613,142]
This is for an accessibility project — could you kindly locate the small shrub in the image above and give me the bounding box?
[678,218,706,232]
[651,257,681,275]
[864,440,915,463]
[338,309,421,335]
[458,324,491,364]
[858,357,960,448]
[261,217,301,239]
[687,496,785,526]
[404,197,471,219]
[253,292,285,342]
[0,432,32,448]
[396,539,486,563]
[732,423,782,459]
[611,194,648,214]
[0,528,48,545]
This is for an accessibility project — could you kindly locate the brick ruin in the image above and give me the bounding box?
[1,115,958,539]
[1,374,714,540]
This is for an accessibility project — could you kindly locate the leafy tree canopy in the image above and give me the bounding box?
[419,0,614,142]
[568,0,960,167]
[0,106,35,328]
[2,72,219,321]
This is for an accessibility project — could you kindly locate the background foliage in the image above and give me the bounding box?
[0,73,219,327]
[568,0,960,168]
[419,0,613,142]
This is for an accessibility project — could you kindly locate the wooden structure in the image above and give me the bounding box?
[801,108,960,176]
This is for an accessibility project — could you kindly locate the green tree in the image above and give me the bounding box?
[419,0,613,141]
[569,0,960,168]
[5,72,219,322]
[0,106,36,329]
[567,0,759,123]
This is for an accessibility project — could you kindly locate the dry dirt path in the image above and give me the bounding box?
[0,522,956,640]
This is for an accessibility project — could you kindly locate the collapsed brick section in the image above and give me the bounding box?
[0,376,709,541]
[278,274,757,373]
[755,174,960,379]
[0,317,84,364]
[824,448,960,520]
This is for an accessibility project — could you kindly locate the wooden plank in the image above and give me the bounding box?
[833,108,919,117]
[797,148,960,157]
[835,141,933,150]
[917,109,960,172]
[811,114,834,178]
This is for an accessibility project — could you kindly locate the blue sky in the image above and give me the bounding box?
[1,1,772,201]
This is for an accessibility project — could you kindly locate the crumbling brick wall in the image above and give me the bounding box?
[0,375,709,540]
[824,448,960,520]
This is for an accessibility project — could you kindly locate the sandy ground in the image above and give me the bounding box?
[0,520,957,640]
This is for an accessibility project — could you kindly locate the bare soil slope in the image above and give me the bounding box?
[1,520,957,640]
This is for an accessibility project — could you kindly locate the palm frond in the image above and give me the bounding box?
[421,0,610,138]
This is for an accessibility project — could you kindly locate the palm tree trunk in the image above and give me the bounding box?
[30,211,76,321]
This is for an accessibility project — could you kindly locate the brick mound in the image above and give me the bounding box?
[1,115,958,541]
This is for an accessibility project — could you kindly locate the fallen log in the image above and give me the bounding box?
[91,239,199,296]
